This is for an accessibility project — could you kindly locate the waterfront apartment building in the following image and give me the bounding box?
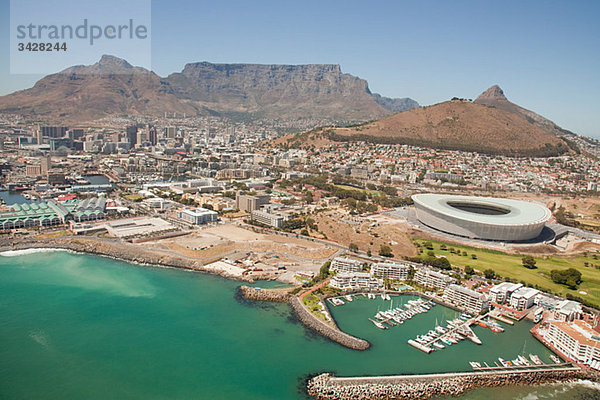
[554,300,584,322]
[251,209,284,228]
[509,287,539,311]
[545,320,600,370]
[235,192,270,212]
[443,284,490,314]
[330,272,383,290]
[414,267,455,290]
[489,282,523,304]
[177,207,218,225]
[330,257,363,273]
[372,262,410,281]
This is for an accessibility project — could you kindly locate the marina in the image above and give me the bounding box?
[409,313,483,353]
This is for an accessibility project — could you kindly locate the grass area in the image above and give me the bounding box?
[302,292,329,322]
[125,194,143,202]
[414,238,600,308]
[332,184,380,196]
[34,230,70,239]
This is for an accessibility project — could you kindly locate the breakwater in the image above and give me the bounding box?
[307,367,592,400]
[289,296,370,350]
[239,285,291,302]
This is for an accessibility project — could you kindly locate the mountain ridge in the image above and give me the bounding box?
[278,87,575,157]
[0,55,419,122]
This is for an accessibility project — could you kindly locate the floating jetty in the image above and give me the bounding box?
[489,313,514,325]
[371,298,435,329]
[410,314,483,353]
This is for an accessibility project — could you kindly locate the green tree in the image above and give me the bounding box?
[464,266,474,275]
[319,261,331,280]
[349,243,359,252]
[522,256,537,269]
[379,244,393,258]
[484,268,496,279]
[550,268,582,289]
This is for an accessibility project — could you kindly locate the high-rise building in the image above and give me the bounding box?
[41,126,68,139]
[35,125,42,144]
[136,131,147,145]
[126,126,138,146]
[148,126,158,146]
[40,156,51,176]
[68,129,85,140]
[165,127,176,139]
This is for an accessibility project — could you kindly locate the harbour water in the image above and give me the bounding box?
[0,190,28,205]
[0,251,598,399]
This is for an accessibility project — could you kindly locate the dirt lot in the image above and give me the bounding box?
[145,223,338,274]
[312,210,417,258]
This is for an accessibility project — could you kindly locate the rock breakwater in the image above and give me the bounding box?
[289,297,370,350]
[308,368,591,400]
[239,286,291,302]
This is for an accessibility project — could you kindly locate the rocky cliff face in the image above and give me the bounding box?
[0,55,418,122]
[165,62,410,120]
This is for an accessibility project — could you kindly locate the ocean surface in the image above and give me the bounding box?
[0,251,598,400]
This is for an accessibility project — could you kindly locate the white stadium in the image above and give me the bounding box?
[412,194,552,242]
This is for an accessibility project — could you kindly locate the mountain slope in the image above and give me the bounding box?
[0,55,198,121]
[0,56,419,122]
[372,93,420,113]
[283,98,570,157]
[474,85,575,138]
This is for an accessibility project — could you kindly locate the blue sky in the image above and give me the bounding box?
[1,0,599,138]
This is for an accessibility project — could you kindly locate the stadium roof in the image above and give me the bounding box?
[412,194,551,226]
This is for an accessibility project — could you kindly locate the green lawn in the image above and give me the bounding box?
[414,238,600,308]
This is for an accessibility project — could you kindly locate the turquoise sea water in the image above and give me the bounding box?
[0,251,598,400]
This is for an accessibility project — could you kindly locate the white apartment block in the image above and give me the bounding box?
[554,300,584,322]
[330,257,363,273]
[330,272,384,290]
[443,284,490,314]
[251,209,284,228]
[545,320,600,369]
[372,262,410,281]
[509,287,539,311]
[177,207,218,224]
[489,282,523,304]
[414,267,455,290]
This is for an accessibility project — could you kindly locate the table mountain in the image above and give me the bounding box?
[0,55,418,122]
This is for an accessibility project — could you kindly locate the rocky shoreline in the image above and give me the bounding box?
[307,368,594,399]
[0,236,257,282]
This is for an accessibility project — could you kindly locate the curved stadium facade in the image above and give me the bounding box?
[412,194,552,241]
